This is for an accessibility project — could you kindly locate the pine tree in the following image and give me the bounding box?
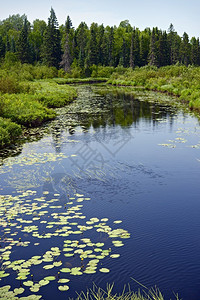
[75,22,88,67]
[17,17,31,63]
[0,36,5,59]
[65,16,73,34]
[190,37,200,65]
[130,33,134,68]
[108,27,114,66]
[41,7,61,68]
[180,32,191,66]
[97,24,105,65]
[133,28,140,67]
[88,23,98,66]
[140,31,150,66]
[148,28,159,66]
[168,24,180,65]
[158,31,170,66]
[60,33,71,72]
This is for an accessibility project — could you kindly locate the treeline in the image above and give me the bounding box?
[0,8,200,73]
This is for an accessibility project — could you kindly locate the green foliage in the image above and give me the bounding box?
[0,117,22,147]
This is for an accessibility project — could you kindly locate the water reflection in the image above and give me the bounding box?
[49,86,178,152]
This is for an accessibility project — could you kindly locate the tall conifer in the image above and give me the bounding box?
[42,7,61,68]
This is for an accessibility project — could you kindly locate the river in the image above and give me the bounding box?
[0,85,200,299]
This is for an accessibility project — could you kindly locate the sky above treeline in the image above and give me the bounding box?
[1,0,200,38]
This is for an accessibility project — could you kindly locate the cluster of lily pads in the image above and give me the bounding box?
[0,189,130,299]
[158,122,200,149]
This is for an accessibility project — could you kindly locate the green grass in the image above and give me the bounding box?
[0,117,22,148]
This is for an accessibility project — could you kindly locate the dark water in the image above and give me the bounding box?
[0,85,200,299]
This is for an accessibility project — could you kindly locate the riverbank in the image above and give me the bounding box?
[0,64,77,148]
[107,65,200,112]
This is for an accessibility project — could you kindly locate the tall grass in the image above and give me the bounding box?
[74,284,179,300]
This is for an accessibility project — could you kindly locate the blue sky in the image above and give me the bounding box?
[1,0,200,38]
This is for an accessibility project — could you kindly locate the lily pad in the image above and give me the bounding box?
[14,287,25,295]
[58,279,70,283]
[58,285,70,291]
[99,268,110,273]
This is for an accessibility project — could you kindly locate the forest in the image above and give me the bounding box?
[0,7,199,73]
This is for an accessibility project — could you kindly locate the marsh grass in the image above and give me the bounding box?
[74,284,179,300]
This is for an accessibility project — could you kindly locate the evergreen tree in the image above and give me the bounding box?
[132,28,140,67]
[180,32,191,66]
[17,17,31,63]
[190,37,200,65]
[148,28,159,66]
[130,33,134,68]
[65,16,73,34]
[108,27,114,66]
[168,24,180,64]
[87,23,98,66]
[97,24,105,65]
[41,7,61,68]
[0,36,5,59]
[158,31,170,66]
[60,33,71,72]
[75,22,88,67]
[140,31,150,66]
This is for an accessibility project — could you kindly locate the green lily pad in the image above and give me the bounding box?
[30,285,40,292]
[14,287,25,295]
[43,276,56,281]
[39,280,49,286]
[110,254,120,258]
[60,268,71,273]
[99,268,110,273]
[58,279,70,283]
[43,265,54,269]
[58,285,70,291]
[23,281,34,287]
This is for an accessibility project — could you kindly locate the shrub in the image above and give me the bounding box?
[0,76,21,94]
[0,117,22,147]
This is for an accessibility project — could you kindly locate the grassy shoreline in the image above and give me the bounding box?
[107,65,200,113]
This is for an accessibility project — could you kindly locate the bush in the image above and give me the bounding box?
[0,76,21,94]
[0,117,22,147]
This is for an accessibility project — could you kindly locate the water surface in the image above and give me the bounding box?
[0,85,200,299]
